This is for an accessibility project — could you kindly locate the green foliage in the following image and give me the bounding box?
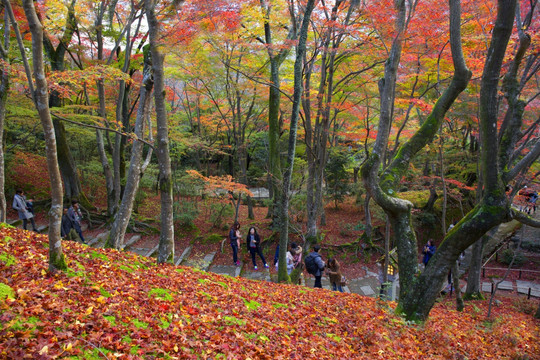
[132,319,149,329]
[0,283,15,300]
[148,288,174,301]
[500,249,527,267]
[203,233,224,244]
[0,253,16,267]
[89,251,109,262]
[103,315,116,326]
[289,193,307,222]
[174,174,204,198]
[209,202,234,228]
[139,165,159,190]
[134,190,148,214]
[325,148,351,208]
[351,182,365,205]
[244,299,262,311]
[173,201,200,229]
[413,211,438,230]
[398,190,431,208]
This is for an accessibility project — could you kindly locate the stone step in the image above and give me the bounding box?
[122,235,141,250]
[208,264,243,277]
[182,251,217,271]
[175,246,192,266]
[145,244,160,257]
[87,232,109,247]
[8,219,22,227]
[36,225,48,233]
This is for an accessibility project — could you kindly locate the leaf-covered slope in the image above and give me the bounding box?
[0,227,538,359]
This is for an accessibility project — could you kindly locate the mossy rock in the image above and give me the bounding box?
[396,190,431,208]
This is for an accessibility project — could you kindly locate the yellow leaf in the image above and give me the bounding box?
[39,346,48,355]
[63,343,72,351]
[86,306,94,315]
[174,345,179,352]
[96,296,106,304]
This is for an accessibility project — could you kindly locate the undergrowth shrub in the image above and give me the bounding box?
[500,249,527,267]
[209,202,234,228]
[174,201,199,229]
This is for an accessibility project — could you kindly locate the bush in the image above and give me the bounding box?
[174,201,199,229]
[414,211,438,229]
[289,193,307,222]
[209,202,234,228]
[134,190,147,214]
[325,148,350,209]
[500,249,527,267]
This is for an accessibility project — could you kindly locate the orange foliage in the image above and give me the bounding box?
[7,152,50,197]
[186,170,253,196]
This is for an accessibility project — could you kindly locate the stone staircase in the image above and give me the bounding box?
[78,229,540,300]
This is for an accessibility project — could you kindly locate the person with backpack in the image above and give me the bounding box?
[304,245,325,288]
[229,222,241,266]
[246,227,269,270]
[12,189,37,232]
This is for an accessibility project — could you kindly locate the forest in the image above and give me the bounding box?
[0,0,539,356]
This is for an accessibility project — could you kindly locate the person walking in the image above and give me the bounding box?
[305,245,325,288]
[229,222,241,266]
[12,189,37,232]
[422,239,436,267]
[68,200,85,243]
[246,227,269,270]
[327,258,343,292]
[61,206,80,241]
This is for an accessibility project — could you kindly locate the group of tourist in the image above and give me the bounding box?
[12,189,85,243]
[229,222,345,292]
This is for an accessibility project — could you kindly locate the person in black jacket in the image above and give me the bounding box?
[229,222,241,266]
[61,206,80,242]
[246,227,268,270]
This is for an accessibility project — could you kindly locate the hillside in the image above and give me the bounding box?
[0,226,538,359]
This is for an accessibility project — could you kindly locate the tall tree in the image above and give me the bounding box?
[277,0,317,282]
[146,0,176,264]
[0,8,10,223]
[40,0,83,201]
[362,0,473,320]
[22,0,66,271]
[106,45,154,249]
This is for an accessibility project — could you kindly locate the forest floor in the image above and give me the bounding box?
[1,226,539,359]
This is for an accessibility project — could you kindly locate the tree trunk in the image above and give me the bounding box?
[106,46,154,249]
[398,0,515,321]
[43,0,82,201]
[464,234,487,299]
[277,0,316,282]
[362,0,473,321]
[22,0,66,271]
[94,4,116,216]
[0,13,9,223]
[146,0,175,264]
